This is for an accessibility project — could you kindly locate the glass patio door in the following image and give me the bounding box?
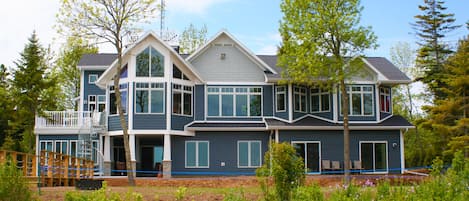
[360,142,388,173]
[292,142,321,173]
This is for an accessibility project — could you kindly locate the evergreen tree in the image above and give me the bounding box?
[8,32,58,152]
[413,0,461,100]
[0,64,12,146]
[178,23,208,54]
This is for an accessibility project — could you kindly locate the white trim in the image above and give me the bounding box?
[275,129,279,143]
[310,88,331,113]
[400,130,405,174]
[186,126,267,132]
[275,86,287,112]
[359,141,389,174]
[291,141,321,173]
[205,86,263,118]
[237,140,262,168]
[205,81,271,85]
[333,84,338,122]
[339,85,375,117]
[288,84,293,122]
[185,141,210,168]
[361,58,388,81]
[78,65,109,71]
[88,74,99,84]
[293,86,307,113]
[266,125,414,130]
[134,82,165,114]
[171,84,193,116]
[79,70,85,112]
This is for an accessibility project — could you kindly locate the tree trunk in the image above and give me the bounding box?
[113,43,135,186]
[340,79,351,185]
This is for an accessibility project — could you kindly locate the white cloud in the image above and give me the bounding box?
[165,0,231,15]
[0,0,60,68]
[257,45,278,55]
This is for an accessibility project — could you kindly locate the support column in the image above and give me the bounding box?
[275,129,279,143]
[103,135,111,176]
[163,134,172,178]
[129,134,137,174]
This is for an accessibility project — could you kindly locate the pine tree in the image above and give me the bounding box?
[0,64,11,146]
[413,0,461,100]
[178,23,208,54]
[9,31,58,152]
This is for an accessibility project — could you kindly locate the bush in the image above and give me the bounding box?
[292,183,323,201]
[223,188,249,201]
[65,182,143,201]
[0,161,32,201]
[256,142,305,201]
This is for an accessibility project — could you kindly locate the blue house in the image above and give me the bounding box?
[34,30,413,177]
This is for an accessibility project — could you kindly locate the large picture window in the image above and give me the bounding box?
[294,86,307,112]
[173,84,192,116]
[207,87,262,117]
[185,141,209,168]
[341,85,374,116]
[310,88,330,113]
[380,87,391,113]
[276,86,286,112]
[109,84,128,115]
[135,82,164,114]
[136,46,164,77]
[238,141,261,168]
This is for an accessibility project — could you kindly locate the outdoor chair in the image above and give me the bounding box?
[331,161,341,171]
[322,160,332,172]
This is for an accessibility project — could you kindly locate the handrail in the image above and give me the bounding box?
[35,111,106,129]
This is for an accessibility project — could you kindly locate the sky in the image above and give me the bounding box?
[0,0,468,69]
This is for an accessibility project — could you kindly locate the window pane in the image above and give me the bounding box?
[321,94,330,111]
[121,91,127,114]
[375,143,387,171]
[363,94,373,115]
[207,95,219,116]
[135,90,149,113]
[136,47,149,77]
[120,65,128,78]
[61,142,68,154]
[238,142,249,167]
[250,142,261,167]
[70,141,77,157]
[306,143,320,172]
[110,92,117,114]
[311,95,319,112]
[300,94,306,112]
[221,94,233,116]
[186,142,196,167]
[173,65,182,79]
[198,142,209,167]
[250,95,261,116]
[294,94,300,111]
[183,92,192,115]
[173,91,182,114]
[276,92,285,111]
[236,95,248,116]
[150,48,164,77]
[352,94,361,115]
[151,90,164,113]
[361,143,373,171]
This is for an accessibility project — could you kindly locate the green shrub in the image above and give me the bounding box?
[328,183,373,201]
[223,188,248,201]
[256,142,305,201]
[65,182,143,201]
[174,186,187,201]
[0,161,32,201]
[292,183,323,201]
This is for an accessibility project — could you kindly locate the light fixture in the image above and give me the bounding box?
[220,53,226,60]
[392,143,398,149]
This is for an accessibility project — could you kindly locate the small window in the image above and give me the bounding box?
[109,84,128,115]
[172,84,192,116]
[185,141,209,168]
[276,86,286,112]
[294,86,307,113]
[89,74,98,84]
[88,95,96,111]
[238,141,262,168]
[380,87,391,113]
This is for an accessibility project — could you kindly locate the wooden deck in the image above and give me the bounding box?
[0,150,94,187]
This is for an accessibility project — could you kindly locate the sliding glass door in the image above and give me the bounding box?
[360,141,388,173]
[292,141,321,173]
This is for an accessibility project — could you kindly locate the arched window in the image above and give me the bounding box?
[136,47,164,77]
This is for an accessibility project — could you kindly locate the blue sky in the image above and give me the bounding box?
[0,0,468,68]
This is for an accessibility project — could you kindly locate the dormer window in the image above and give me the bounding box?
[136,47,164,77]
[380,87,391,113]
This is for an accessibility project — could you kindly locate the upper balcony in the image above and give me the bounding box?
[35,111,107,134]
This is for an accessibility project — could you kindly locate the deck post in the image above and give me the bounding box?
[163,134,172,178]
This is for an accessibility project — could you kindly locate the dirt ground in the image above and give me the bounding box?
[35,175,425,201]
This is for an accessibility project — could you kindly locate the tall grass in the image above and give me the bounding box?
[0,161,33,201]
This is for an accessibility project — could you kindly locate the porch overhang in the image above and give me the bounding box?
[186,122,267,131]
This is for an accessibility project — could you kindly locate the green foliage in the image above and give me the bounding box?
[0,161,33,201]
[413,0,461,100]
[430,156,444,176]
[292,183,324,201]
[223,188,248,201]
[65,182,143,201]
[174,186,187,201]
[0,64,12,147]
[328,183,372,201]
[178,23,208,54]
[257,142,305,201]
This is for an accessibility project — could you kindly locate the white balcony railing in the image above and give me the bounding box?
[35,111,106,129]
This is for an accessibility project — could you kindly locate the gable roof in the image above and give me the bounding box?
[94,31,205,88]
[186,30,278,76]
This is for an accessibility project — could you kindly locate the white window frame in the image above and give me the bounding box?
[379,87,391,113]
[185,141,210,168]
[54,140,69,155]
[359,141,389,174]
[135,46,164,77]
[39,140,54,152]
[341,85,375,116]
[134,82,165,114]
[237,140,262,168]
[206,87,263,117]
[172,84,193,116]
[294,86,307,113]
[69,140,78,157]
[109,84,128,116]
[88,74,98,84]
[97,95,106,112]
[275,86,287,112]
[291,141,322,173]
[310,88,330,113]
[88,95,96,111]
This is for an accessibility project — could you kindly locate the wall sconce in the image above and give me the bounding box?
[392,142,398,149]
[220,53,226,60]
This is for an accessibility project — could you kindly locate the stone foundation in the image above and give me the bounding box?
[162,160,172,178]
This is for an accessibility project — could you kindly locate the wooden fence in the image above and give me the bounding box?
[0,150,94,186]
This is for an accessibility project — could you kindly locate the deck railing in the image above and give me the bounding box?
[35,111,106,129]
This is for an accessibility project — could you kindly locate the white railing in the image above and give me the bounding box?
[35,111,106,129]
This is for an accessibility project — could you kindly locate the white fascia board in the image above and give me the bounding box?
[78,65,109,71]
[266,125,414,130]
[187,30,279,74]
[186,127,267,132]
[34,128,91,134]
[205,81,271,86]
